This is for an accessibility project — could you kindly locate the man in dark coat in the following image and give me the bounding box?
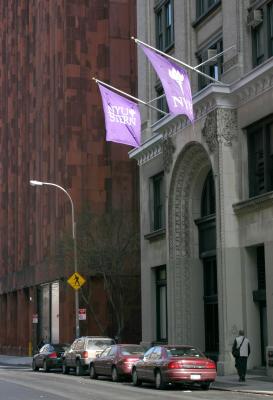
[232,329,251,382]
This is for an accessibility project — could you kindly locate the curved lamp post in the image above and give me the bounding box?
[30,179,80,338]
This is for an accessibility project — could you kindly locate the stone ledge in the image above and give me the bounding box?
[233,191,273,215]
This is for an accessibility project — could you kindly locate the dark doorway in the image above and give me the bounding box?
[195,170,219,360]
[253,245,267,365]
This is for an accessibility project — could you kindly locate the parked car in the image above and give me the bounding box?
[32,343,69,372]
[89,344,146,382]
[131,345,216,390]
[62,336,115,376]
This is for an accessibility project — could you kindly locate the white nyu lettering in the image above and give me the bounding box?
[107,105,136,126]
[172,96,192,111]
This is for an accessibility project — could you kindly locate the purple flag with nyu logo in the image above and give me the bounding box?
[98,84,141,148]
[140,44,194,122]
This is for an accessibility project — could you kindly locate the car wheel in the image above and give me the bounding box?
[62,362,69,374]
[75,360,83,376]
[111,366,119,382]
[201,381,211,390]
[89,364,97,379]
[43,359,49,372]
[132,368,142,386]
[32,360,39,372]
[155,370,165,390]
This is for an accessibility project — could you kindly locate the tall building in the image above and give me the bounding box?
[0,0,140,355]
[132,0,273,375]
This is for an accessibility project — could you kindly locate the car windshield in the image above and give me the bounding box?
[166,347,204,358]
[87,339,115,349]
[120,345,146,355]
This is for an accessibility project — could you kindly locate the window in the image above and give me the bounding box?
[201,170,216,217]
[252,1,273,66]
[155,0,174,51]
[197,38,223,90]
[155,266,167,342]
[155,85,169,120]
[257,246,266,291]
[196,0,220,19]
[203,257,219,353]
[248,115,273,197]
[150,172,165,231]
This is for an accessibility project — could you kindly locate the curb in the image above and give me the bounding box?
[212,385,273,396]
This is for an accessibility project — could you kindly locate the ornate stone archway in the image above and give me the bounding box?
[168,142,211,344]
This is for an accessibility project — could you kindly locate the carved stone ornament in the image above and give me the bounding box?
[217,108,238,146]
[162,137,175,173]
[201,109,218,153]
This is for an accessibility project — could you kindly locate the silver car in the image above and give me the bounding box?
[62,336,115,375]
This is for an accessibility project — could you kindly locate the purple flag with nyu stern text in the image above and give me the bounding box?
[140,44,194,122]
[98,83,141,148]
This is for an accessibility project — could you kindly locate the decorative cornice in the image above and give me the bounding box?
[129,133,163,166]
[232,58,273,107]
[233,191,273,215]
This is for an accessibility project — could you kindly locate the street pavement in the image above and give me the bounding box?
[0,354,272,396]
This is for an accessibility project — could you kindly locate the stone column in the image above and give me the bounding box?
[203,108,241,375]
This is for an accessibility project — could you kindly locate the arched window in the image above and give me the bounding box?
[201,170,215,217]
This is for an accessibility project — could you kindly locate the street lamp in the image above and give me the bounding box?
[30,179,80,338]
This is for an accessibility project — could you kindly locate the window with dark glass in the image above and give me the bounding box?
[196,0,220,18]
[155,0,174,51]
[248,115,273,197]
[252,1,273,66]
[155,266,167,342]
[155,84,169,120]
[203,257,219,353]
[151,172,165,230]
[201,170,216,217]
[197,38,223,90]
[196,170,219,357]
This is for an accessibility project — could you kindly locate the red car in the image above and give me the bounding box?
[132,345,216,390]
[89,344,146,382]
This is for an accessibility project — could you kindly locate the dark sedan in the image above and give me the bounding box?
[131,345,216,390]
[32,343,69,372]
[89,344,146,382]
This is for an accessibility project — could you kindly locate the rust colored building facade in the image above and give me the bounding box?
[0,0,140,355]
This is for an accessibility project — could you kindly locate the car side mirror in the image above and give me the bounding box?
[138,355,144,360]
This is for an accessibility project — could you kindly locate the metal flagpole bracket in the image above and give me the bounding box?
[131,37,226,86]
[92,76,168,116]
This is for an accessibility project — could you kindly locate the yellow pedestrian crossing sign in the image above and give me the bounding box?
[67,272,86,290]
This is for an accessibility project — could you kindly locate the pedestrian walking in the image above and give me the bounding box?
[232,329,251,382]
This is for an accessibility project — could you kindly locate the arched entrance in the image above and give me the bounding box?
[168,142,218,357]
[195,170,219,361]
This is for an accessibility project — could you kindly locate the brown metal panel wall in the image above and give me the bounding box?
[0,0,140,353]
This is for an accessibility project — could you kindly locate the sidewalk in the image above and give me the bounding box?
[0,355,272,395]
[213,370,273,396]
[0,355,32,367]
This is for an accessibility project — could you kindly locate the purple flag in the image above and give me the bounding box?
[98,84,141,148]
[140,44,194,122]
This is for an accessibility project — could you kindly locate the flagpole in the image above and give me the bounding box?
[194,45,236,69]
[93,77,168,116]
[131,37,225,85]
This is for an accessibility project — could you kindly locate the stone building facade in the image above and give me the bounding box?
[0,0,140,355]
[131,0,273,375]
